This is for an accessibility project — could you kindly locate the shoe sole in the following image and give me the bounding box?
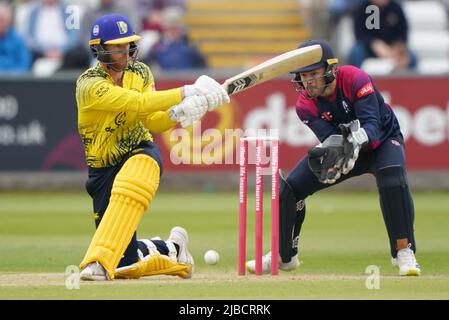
[400,269,421,276]
[80,274,108,281]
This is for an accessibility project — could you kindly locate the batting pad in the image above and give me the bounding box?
[115,254,192,279]
[80,154,160,279]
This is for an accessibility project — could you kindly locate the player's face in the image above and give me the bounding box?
[299,67,326,97]
[105,43,130,69]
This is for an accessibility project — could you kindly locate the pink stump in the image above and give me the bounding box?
[238,138,248,276]
[255,139,264,275]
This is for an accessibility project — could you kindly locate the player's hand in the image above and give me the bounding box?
[339,120,369,175]
[308,135,345,184]
[184,75,230,111]
[169,95,208,128]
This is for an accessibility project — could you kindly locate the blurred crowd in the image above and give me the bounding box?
[1,0,449,76]
[0,0,206,76]
[328,0,449,74]
[328,0,416,72]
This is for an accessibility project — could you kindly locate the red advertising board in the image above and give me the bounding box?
[2,77,446,172]
[155,77,449,171]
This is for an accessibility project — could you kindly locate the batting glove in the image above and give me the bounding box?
[184,75,230,111]
[169,95,208,128]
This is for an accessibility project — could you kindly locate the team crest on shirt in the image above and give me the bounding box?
[117,21,128,34]
[321,111,333,122]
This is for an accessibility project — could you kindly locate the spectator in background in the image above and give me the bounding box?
[348,0,417,71]
[142,7,164,34]
[26,0,89,70]
[0,1,32,73]
[328,0,364,25]
[14,0,34,38]
[124,0,186,32]
[146,6,206,70]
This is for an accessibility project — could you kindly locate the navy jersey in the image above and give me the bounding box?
[295,65,402,151]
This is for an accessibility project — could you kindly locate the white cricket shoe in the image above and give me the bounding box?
[391,245,421,276]
[167,226,195,277]
[246,251,299,274]
[80,262,109,281]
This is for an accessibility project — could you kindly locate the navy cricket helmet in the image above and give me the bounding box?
[291,39,338,73]
[290,40,339,98]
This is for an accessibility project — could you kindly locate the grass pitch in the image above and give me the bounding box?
[0,190,448,299]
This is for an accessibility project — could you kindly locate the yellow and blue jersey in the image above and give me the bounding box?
[75,61,182,168]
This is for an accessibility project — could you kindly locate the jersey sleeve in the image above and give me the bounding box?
[144,111,177,133]
[350,70,382,146]
[139,65,178,133]
[76,76,182,116]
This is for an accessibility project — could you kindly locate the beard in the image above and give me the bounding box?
[107,54,129,71]
[114,58,129,70]
[305,85,326,98]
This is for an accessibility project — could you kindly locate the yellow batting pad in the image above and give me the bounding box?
[80,154,160,279]
[115,254,192,279]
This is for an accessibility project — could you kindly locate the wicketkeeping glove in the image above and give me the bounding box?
[184,75,230,111]
[339,120,369,175]
[308,135,345,184]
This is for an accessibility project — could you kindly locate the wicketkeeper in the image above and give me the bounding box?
[246,39,420,276]
[75,14,229,280]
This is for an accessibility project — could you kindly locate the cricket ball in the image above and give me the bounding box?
[204,250,219,265]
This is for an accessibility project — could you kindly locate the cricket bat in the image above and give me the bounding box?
[222,44,323,96]
[170,45,322,124]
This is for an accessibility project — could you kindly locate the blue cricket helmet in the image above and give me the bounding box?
[89,13,141,46]
[291,39,338,73]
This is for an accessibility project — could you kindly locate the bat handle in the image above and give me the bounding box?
[169,105,184,121]
[221,82,230,95]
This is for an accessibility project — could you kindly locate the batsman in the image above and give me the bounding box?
[75,14,229,280]
[246,40,420,276]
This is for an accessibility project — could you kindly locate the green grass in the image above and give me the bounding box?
[0,191,448,299]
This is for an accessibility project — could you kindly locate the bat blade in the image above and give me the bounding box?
[222,44,323,96]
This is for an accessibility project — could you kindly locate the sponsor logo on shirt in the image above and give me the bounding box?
[95,85,109,98]
[357,82,374,98]
[115,112,126,126]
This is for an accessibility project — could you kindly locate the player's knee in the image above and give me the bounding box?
[279,175,305,211]
[376,166,407,189]
[281,175,293,199]
[286,172,312,201]
[112,154,160,209]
